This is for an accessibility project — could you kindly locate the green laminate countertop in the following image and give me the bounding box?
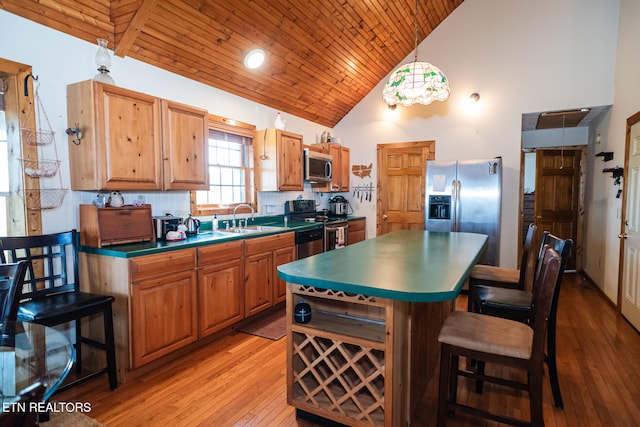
[79,215,365,258]
[277,230,488,303]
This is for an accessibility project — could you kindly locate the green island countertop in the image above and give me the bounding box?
[277,230,488,303]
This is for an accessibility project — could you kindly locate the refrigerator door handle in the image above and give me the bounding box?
[451,180,457,231]
[455,180,462,231]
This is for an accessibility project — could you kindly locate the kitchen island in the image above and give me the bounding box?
[277,230,488,427]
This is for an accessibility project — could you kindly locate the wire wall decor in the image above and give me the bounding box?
[19,78,67,210]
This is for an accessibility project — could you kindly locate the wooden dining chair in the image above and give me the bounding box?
[0,230,117,392]
[437,244,562,427]
[472,232,572,408]
[467,223,537,313]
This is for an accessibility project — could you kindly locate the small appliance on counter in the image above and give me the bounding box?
[153,214,183,241]
[328,195,350,216]
[184,214,201,236]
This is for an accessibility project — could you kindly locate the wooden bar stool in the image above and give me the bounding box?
[472,232,572,408]
[437,245,562,427]
[467,224,537,313]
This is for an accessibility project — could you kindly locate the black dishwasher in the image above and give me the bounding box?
[295,227,324,259]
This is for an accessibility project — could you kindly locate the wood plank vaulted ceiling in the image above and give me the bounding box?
[0,0,464,127]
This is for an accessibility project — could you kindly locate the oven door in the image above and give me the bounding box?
[324,222,349,251]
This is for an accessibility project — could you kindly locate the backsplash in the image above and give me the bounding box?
[76,182,345,222]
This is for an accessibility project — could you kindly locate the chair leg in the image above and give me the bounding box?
[546,313,563,408]
[467,280,475,312]
[103,304,118,390]
[475,360,485,393]
[529,366,545,427]
[437,344,452,427]
[75,318,82,374]
[450,354,459,403]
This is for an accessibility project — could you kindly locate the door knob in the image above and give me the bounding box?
[535,215,543,219]
[619,233,628,239]
[382,214,388,220]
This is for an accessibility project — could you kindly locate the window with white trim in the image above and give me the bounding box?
[193,118,254,215]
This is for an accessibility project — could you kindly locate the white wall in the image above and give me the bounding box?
[583,0,640,301]
[0,10,334,230]
[334,0,620,270]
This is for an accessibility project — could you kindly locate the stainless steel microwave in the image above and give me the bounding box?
[304,148,333,182]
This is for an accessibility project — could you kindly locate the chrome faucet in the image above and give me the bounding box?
[232,204,255,228]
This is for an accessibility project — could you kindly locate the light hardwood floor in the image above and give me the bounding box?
[56,273,640,426]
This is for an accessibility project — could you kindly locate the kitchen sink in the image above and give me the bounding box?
[223,225,285,234]
[198,225,286,237]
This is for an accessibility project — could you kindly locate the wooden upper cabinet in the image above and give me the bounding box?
[312,142,350,192]
[67,81,162,190]
[161,100,209,190]
[254,129,303,191]
[66,80,208,191]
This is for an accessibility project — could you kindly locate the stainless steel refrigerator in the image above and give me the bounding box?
[425,158,502,266]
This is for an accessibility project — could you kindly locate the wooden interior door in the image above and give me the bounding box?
[620,111,640,331]
[534,148,581,269]
[376,141,435,235]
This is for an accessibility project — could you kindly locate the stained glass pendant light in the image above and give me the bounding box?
[382,0,450,107]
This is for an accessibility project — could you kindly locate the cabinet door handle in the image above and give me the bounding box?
[619,233,628,239]
[382,215,388,220]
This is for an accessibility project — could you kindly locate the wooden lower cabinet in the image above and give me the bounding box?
[130,249,198,368]
[78,232,294,383]
[273,245,295,303]
[348,218,366,245]
[198,240,244,338]
[244,251,274,316]
[244,232,295,316]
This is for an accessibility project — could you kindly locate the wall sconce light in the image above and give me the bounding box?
[65,124,83,145]
[470,92,480,103]
[94,38,115,85]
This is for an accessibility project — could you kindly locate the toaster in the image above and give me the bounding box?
[153,215,183,240]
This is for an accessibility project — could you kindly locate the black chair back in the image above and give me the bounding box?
[530,245,562,356]
[536,232,573,314]
[0,231,79,300]
[519,223,537,290]
[0,261,29,323]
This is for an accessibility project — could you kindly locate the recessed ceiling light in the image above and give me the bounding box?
[244,49,265,69]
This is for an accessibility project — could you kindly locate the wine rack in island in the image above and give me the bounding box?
[286,284,452,426]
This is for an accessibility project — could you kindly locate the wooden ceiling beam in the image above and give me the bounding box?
[113,0,160,58]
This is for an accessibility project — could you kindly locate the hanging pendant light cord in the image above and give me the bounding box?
[413,0,419,62]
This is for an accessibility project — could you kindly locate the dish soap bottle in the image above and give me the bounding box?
[213,214,219,231]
